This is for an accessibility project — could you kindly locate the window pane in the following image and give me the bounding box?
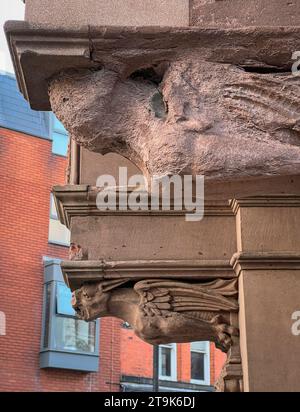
[50,194,58,219]
[56,283,75,316]
[161,347,171,377]
[191,352,205,381]
[53,117,67,134]
[43,283,52,348]
[49,218,70,246]
[52,132,69,156]
[191,341,207,352]
[55,317,96,353]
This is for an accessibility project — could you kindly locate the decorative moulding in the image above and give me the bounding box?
[230,195,300,215]
[52,185,234,229]
[61,259,236,292]
[231,252,300,275]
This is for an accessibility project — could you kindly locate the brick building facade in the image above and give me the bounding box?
[0,72,225,392]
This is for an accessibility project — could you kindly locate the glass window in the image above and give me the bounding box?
[43,283,52,348]
[53,117,67,134]
[40,260,99,372]
[52,116,69,156]
[161,346,171,376]
[48,194,70,246]
[159,343,177,381]
[190,341,210,385]
[42,280,97,355]
[50,194,58,219]
[54,283,96,353]
[55,317,96,353]
[191,352,205,381]
[56,282,75,316]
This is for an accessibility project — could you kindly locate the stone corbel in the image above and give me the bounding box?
[71,275,242,391]
[5,22,300,184]
[48,55,300,184]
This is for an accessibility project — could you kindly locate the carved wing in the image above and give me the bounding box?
[134,279,238,318]
[224,72,300,136]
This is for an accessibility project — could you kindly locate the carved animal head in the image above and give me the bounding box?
[72,283,110,321]
[72,278,130,321]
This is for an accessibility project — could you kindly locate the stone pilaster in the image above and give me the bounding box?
[231,196,300,392]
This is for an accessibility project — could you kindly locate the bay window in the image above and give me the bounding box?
[40,259,99,372]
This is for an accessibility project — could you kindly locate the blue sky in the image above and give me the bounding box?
[0,0,25,73]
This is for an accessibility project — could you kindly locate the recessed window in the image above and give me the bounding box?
[48,194,70,246]
[52,116,69,157]
[40,259,99,372]
[190,341,210,385]
[159,343,177,381]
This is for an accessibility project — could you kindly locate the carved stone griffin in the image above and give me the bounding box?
[72,278,239,352]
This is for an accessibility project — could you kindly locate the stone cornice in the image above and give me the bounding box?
[52,185,234,229]
[230,195,300,215]
[231,252,300,275]
[5,20,300,110]
[61,259,236,291]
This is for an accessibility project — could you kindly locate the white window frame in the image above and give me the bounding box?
[190,341,210,385]
[159,343,177,381]
[48,194,70,246]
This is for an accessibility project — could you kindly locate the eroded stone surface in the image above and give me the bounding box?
[191,0,300,28]
[49,59,300,182]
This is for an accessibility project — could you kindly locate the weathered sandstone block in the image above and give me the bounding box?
[24,0,190,27]
[50,59,300,182]
[191,0,300,27]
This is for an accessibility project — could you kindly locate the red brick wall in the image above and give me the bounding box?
[0,127,226,392]
[210,343,227,385]
[177,343,191,382]
[121,327,226,386]
[0,128,121,392]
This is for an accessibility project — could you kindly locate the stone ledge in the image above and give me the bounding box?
[231,252,300,274]
[52,185,234,229]
[5,21,300,110]
[61,259,236,291]
[230,195,300,215]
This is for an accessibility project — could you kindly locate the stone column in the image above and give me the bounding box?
[231,197,300,392]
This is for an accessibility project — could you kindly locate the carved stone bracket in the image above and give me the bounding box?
[62,253,242,390]
[49,55,300,183]
[5,22,300,184]
[70,274,242,391]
